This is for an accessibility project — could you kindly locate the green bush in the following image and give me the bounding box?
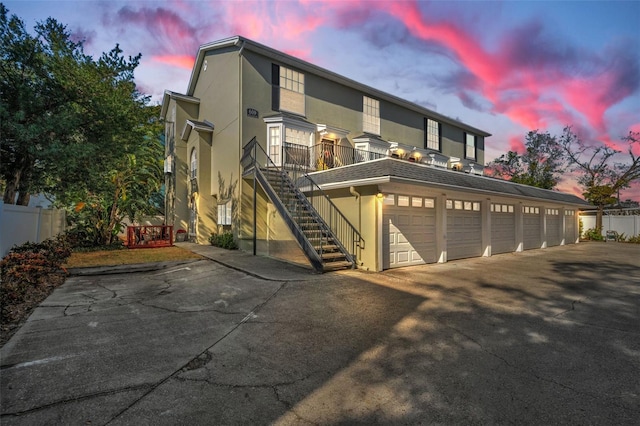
[625,234,640,244]
[583,227,604,241]
[1,235,71,323]
[209,232,238,250]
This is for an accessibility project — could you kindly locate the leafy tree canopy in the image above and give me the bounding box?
[486,130,565,190]
[0,4,163,245]
[560,127,640,229]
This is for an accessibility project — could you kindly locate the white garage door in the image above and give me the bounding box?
[546,209,561,247]
[565,210,576,244]
[491,203,516,254]
[523,206,541,250]
[383,195,437,269]
[447,199,482,261]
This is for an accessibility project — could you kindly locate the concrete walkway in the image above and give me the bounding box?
[1,242,639,425]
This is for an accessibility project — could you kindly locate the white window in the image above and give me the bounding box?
[446,199,453,209]
[279,66,305,115]
[426,118,440,151]
[363,96,380,135]
[190,148,197,179]
[424,198,435,208]
[454,200,463,210]
[383,194,395,205]
[464,201,472,211]
[189,197,197,236]
[473,202,481,211]
[411,197,422,207]
[465,133,476,160]
[397,195,410,207]
[217,199,232,226]
[269,125,281,165]
[285,127,312,146]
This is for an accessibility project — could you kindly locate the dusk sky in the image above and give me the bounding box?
[6,0,640,200]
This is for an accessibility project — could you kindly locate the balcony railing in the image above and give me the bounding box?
[284,143,386,172]
[282,142,487,175]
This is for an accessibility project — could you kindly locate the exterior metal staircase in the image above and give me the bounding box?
[241,137,362,272]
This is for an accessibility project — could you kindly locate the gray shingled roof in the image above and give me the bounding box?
[309,158,590,206]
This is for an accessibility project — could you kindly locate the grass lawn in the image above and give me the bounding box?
[65,246,204,268]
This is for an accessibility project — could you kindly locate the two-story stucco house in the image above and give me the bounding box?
[161,36,589,272]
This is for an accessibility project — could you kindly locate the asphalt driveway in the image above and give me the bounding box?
[1,242,639,424]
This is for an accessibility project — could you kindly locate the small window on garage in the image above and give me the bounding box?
[424,198,435,208]
[508,205,514,213]
[473,202,480,211]
[454,200,463,210]
[383,194,395,205]
[464,201,472,211]
[446,200,453,209]
[397,195,410,207]
[411,197,422,207]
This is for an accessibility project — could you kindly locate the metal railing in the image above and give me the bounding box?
[243,138,362,268]
[283,142,364,259]
[127,225,173,248]
[284,143,386,172]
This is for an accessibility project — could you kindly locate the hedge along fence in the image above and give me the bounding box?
[0,201,67,258]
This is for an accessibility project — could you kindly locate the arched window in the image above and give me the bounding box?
[190,148,197,179]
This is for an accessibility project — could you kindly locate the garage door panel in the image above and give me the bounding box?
[447,210,482,260]
[384,207,437,269]
[547,216,561,246]
[523,215,541,250]
[491,212,516,254]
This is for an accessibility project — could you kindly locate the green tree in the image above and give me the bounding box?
[486,130,565,189]
[1,5,164,245]
[560,127,640,230]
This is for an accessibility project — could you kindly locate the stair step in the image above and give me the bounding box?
[320,251,348,260]
[314,244,339,252]
[322,260,353,271]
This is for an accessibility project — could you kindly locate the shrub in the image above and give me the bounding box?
[1,235,71,325]
[626,234,640,244]
[583,227,604,241]
[209,232,238,250]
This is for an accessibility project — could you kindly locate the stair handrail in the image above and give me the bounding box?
[243,137,352,271]
[282,142,364,261]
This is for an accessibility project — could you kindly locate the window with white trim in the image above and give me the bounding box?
[285,127,312,146]
[426,118,440,151]
[465,133,476,160]
[190,148,197,179]
[269,125,281,165]
[278,65,305,115]
[363,96,380,135]
[217,199,232,226]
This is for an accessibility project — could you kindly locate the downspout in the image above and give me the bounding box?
[237,39,245,246]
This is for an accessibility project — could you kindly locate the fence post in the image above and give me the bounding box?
[35,206,43,243]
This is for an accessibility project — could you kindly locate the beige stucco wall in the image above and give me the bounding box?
[166,99,199,233]
[186,48,242,243]
[320,185,381,271]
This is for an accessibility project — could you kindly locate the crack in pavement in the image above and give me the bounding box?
[104,280,289,424]
[0,383,154,418]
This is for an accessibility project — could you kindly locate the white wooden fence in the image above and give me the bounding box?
[0,201,67,258]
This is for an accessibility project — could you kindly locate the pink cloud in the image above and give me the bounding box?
[152,55,195,70]
[508,135,525,153]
